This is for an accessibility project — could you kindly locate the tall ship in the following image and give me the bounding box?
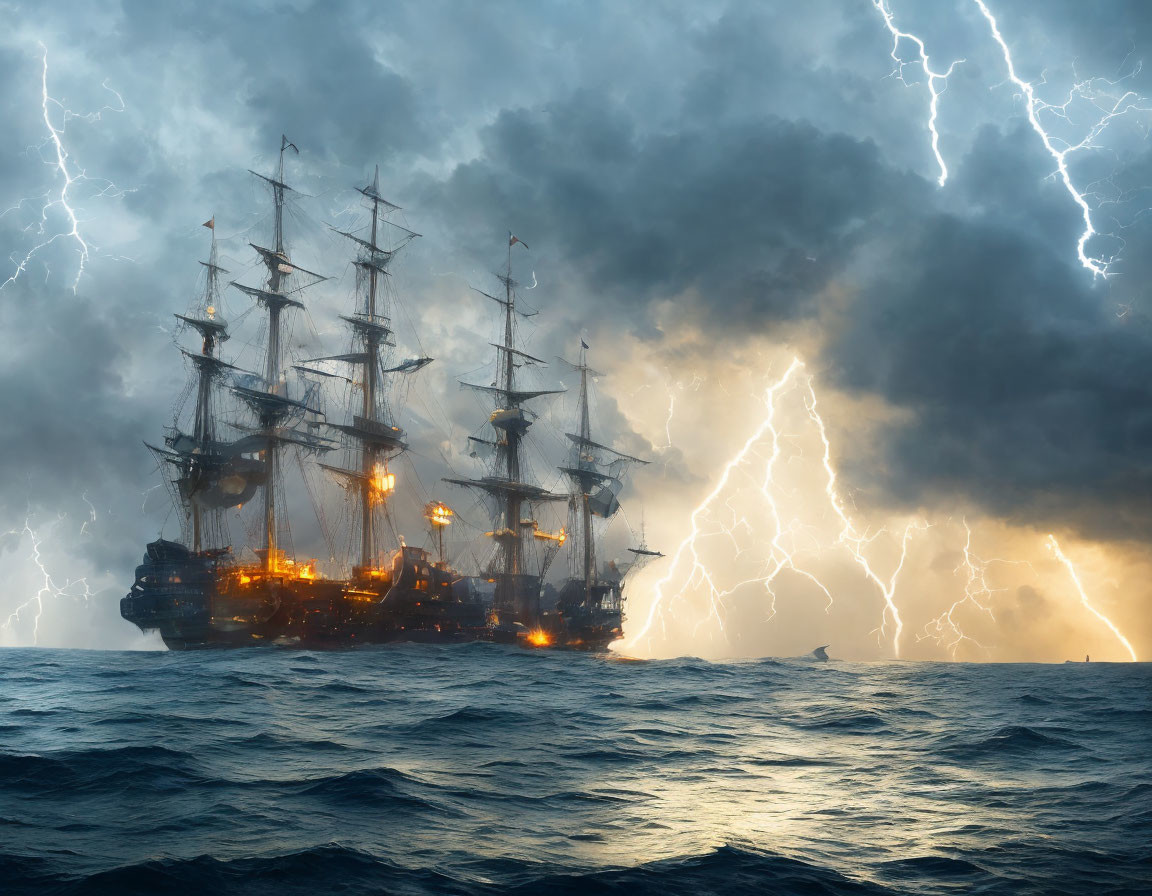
[121,140,660,650]
[122,138,483,648]
[446,242,659,649]
[552,344,659,647]
[443,236,570,643]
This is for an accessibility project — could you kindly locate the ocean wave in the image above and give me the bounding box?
[940,725,1085,758]
[499,845,899,896]
[1,844,903,896]
[0,745,203,794]
[1,844,459,896]
[2,648,1148,895]
[291,767,458,814]
[234,731,355,752]
[407,706,532,731]
[795,708,890,732]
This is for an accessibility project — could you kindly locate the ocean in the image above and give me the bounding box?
[1,645,1148,895]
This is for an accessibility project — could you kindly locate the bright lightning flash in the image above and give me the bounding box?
[872,0,963,186]
[971,0,1151,277]
[915,518,1032,658]
[1,42,127,292]
[623,368,1141,662]
[873,0,1152,277]
[2,515,95,645]
[1047,534,1138,661]
[625,357,925,658]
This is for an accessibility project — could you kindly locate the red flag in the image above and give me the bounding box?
[202,217,215,230]
[509,232,528,250]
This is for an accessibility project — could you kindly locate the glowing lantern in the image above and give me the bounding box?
[372,463,396,502]
[426,502,453,527]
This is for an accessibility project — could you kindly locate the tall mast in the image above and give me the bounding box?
[501,239,522,590]
[359,167,383,568]
[577,346,593,603]
[445,234,566,623]
[559,341,651,605]
[154,216,251,556]
[263,137,291,572]
[319,166,422,573]
[562,344,597,604]
[189,223,225,552]
[232,135,331,573]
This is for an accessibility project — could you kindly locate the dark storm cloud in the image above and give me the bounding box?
[829,196,1152,536]
[0,277,155,568]
[423,90,927,331]
[114,0,435,164]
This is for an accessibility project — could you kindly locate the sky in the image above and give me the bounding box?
[1,0,1151,660]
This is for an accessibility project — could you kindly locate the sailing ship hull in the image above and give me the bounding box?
[550,614,622,651]
[121,540,487,650]
[545,579,624,650]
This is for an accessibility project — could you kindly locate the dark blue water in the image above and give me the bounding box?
[1,646,1148,895]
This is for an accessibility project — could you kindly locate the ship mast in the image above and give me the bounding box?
[559,342,651,605]
[316,166,424,573]
[261,138,290,571]
[232,136,331,573]
[576,346,594,602]
[446,234,566,623]
[361,169,382,567]
[187,224,227,552]
[500,240,523,590]
[151,217,269,556]
[562,344,601,604]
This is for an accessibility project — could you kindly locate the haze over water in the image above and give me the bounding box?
[2,645,1148,895]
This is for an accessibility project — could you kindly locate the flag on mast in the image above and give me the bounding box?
[202,217,215,230]
[509,232,528,250]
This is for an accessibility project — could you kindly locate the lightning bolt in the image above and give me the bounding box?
[1047,534,1138,661]
[79,489,97,536]
[969,0,1150,277]
[623,368,1142,662]
[624,358,925,657]
[872,0,963,186]
[1,42,127,293]
[2,515,94,645]
[915,518,1033,657]
[625,360,800,649]
[872,0,1152,277]
[803,373,927,655]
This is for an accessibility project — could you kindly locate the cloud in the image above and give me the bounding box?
[423,91,927,334]
[828,169,1152,536]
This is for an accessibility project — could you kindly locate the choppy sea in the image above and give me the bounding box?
[1,645,1148,895]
